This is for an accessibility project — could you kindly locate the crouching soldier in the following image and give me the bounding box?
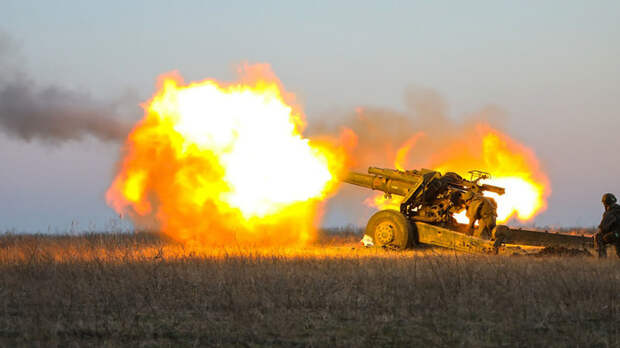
[594,193,620,258]
[463,191,498,239]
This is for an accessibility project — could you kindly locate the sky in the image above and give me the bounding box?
[0,1,619,232]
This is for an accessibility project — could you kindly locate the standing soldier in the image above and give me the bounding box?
[463,191,498,239]
[594,193,620,258]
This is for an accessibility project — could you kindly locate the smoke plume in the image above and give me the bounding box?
[310,86,507,171]
[0,33,134,144]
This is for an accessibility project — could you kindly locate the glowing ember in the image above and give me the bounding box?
[107,64,344,246]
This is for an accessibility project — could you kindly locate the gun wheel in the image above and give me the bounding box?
[375,222,395,245]
[365,210,413,250]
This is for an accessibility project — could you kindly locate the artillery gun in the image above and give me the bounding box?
[344,167,593,254]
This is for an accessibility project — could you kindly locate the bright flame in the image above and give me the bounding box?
[395,132,425,171]
[432,124,549,223]
[453,211,470,224]
[107,64,344,246]
[482,178,544,222]
[367,124,549,224]
[366,133,426,210]
[364,194,400,211]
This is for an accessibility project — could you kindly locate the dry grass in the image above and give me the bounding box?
[0,231,618,347]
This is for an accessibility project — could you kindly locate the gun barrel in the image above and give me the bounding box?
[368,167,424,186]
[343,172,412,197]
[480,184,505,195]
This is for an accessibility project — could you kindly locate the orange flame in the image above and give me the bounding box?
[365,132,426,210]
[367,124,549,224]
[431,124,549,223]
[107,65,344,246]
[395,132,425,171]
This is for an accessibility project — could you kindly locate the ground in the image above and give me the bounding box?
[0,231,618,347]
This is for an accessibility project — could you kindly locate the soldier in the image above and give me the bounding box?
[594,193,620,258]
[463,191,498,239]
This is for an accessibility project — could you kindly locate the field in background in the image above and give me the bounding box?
[0,230,618,347]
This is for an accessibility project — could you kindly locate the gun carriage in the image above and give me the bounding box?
[344,167,593,254]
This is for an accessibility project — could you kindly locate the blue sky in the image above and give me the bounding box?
[1,1,619,231]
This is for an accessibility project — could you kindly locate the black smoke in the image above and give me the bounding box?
[0,33,134,144]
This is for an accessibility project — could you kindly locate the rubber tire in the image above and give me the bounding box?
[365,210,413,250]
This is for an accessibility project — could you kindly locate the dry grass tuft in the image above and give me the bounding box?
[0,230,618,347]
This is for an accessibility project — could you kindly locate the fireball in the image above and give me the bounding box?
[107,65,344,246]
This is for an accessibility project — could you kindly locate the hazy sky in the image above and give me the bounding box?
[1,1,619,231]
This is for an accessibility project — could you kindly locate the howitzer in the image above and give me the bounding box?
[344,167,503,226]
[344,166,594,254]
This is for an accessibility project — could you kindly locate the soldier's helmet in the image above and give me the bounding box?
[602,193,617,206]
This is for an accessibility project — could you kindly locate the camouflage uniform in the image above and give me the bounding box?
[466,194,498,240]
[594,193,620,258]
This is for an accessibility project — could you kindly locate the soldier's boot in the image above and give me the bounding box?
[598,245,607,258]
[615,242,620,259]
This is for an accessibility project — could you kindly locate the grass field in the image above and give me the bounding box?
[0,230,618,347]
